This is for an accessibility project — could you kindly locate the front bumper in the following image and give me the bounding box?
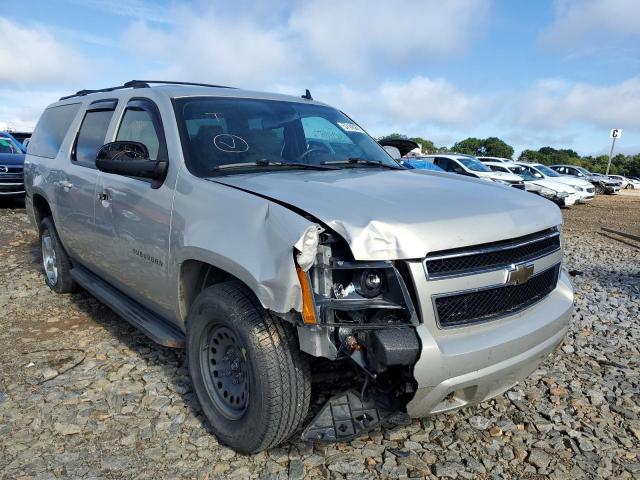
[406,268,573,418]
[0,170,25,196]
[562,193,580,206]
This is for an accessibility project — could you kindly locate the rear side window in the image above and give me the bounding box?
[27,103,81,158]
[73,108,116,168]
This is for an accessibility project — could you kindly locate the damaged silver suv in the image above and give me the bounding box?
[24,80,573,453]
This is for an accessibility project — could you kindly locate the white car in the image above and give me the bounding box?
[485,161,580,207]
[516,162,595,202]
[608,175,640,189]
[420,154,526,189]
[478,156,512,164]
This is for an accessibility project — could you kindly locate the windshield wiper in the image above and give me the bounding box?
[321,157,402,169]
[213,159,336,171]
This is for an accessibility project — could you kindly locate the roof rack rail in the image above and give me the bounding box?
[59,80,235,101]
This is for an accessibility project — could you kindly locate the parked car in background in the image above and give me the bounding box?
[517,163,594,202]
[607,174,640,189]
[626,177,640,189]
[24,80,573,453]
[419,154,525,189]
[0,131,26,198]
[550,165,621,194]
[4,131,32,148]
[484,161,580,207]
[378,138,419,160]
[478,156,512,164]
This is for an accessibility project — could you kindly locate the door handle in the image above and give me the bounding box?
[98,189,111,203]
[59,180,74,192]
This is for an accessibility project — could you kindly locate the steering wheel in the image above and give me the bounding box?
[296,145,331,163]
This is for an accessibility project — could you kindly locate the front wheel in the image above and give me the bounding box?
[595,183,604,195]
[186,281,311,453]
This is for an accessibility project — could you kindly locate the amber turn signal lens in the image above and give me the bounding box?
[296,266,317,325]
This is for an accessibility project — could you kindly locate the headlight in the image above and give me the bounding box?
[492,178,510,185]
[355,269,384,298]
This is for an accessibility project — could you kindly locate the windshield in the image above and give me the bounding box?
[534,164,560,177]
[508,165,535,180]
[174,97,399,176]
[458,157,491,172]
[0,136,23,154]
[576,167,593,175]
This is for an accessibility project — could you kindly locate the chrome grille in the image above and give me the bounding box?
[434,264,560,328]
[424,229,560,279]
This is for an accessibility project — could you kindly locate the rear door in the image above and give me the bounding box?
[93,97,175,315]
[55,99,117,268]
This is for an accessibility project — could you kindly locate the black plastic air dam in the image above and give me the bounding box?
[366,329,420,372]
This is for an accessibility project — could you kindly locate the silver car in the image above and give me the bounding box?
[24,80,573,453]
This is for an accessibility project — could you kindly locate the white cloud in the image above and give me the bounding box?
[540,0,640,47]
[0,19,88,87]
[290,0,489,76]
[319,76,488,130]
[122,9,302,89]
[515,76,640,129]
[0,90,65,131]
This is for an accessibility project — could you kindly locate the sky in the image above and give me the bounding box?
[1,0,639,157]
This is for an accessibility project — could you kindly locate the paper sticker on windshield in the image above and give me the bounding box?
[337,122,365,134]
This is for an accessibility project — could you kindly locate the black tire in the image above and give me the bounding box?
[595,183,604,195]
[186,281,311,453]
[39,217,77,293]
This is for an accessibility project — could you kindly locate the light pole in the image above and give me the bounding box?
[606,129,622,176]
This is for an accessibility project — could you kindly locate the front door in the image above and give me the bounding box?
[55,99,118,269]
[93,98,175,317]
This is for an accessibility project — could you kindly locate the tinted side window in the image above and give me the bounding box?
[434,158,450,170]
[28,103,81,158]
[116,109,160,160]
[73,110,115,168]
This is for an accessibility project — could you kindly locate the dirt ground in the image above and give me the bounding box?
[563,190,640,238]
[0,193,638,479]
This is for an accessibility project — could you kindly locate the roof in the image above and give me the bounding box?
[483,161,520,167]
[57,80,325,107]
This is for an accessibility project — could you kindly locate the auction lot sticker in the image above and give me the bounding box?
[337,122,365,133]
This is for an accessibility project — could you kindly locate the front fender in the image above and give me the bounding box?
[170,176,318,319]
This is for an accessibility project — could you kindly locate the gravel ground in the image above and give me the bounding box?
[0,194,638,479]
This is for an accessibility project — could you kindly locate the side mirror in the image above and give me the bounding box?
[96,141,168,187]
[382,145,402,160]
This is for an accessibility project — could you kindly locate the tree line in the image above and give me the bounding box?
[379,134,640,177]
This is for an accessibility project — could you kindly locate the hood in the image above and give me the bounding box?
[210,169,562,260]
[588,174,618,185]
[486,171,523,182]
[0,153,25,166]
[530,178,577,193]
[378,138,419,156]
[548,176,591,189]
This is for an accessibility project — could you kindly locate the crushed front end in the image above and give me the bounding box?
[293,225,573,443]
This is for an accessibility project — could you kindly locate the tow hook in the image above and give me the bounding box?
[301,390,411,443]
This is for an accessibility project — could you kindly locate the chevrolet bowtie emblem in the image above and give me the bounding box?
[506,263,534,285]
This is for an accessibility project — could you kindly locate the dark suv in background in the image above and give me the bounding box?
[0,131,26,198]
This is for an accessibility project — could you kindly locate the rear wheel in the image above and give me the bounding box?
[39,217,77,293]
[186,281,311,453]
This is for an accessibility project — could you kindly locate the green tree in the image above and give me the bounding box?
[451,137,484,155]
[482,137,514,159]
[451,137,514,158]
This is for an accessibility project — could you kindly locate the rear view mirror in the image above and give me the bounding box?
[96,141,168,187]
